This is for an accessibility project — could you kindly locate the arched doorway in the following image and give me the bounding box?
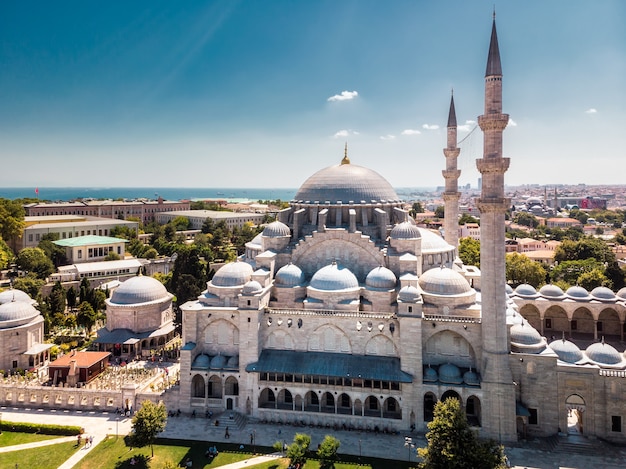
[466,395,481,427]
[191,375,205,398]
[566,394,585,435]
[424,392,437,422]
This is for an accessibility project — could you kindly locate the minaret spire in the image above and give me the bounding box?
[476,13,516,442]
[442,90,461,247]
[341,142,350,165]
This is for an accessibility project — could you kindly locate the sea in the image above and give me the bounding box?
[0,187,438,202]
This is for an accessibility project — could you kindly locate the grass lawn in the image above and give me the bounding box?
[247,456,416,469]
[0,440,78,469]
[0,430,64,447]
[74,437,255,469]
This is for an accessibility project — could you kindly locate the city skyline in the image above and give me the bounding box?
[0,1,624,188]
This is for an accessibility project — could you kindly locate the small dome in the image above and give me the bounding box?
[365,266,397,290]
[212,261,254,287]
[616,287,626,300]
[418,266,471,296]
[275,263,305,287]
[210,355,227,369]
[0,288,33,305]
[463,369,480,386]
[505,284,514,295]
[262,221,291,238]
[398,285,421,303]
[226,355,239,368]
[309,263,359,291]
[417,228,451,252]
[549,338,583,364]
[539,284,565,300]
[510,322,543,346]
[390,222,421,240]
[109,276,169,305]
[590,286,616,302]
[242,280,263,295]
[566,286,591,301]
[514,284,539,299]
[0,300,40,328]
[248,233,263,247]
[586,341,622,365]
[423,366,438,382]
[191,354,210,369]
[438,363,463,384]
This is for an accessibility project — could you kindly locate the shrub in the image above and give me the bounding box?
[0,420,83,435]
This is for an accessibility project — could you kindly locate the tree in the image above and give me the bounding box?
[104,251,121,261]
[0,198,25,242]
[12,275,45,299]
[513,212,539,228]
[47,281,67,315]
[434,206,445,219]
[409,202,425,218]
[417,398,506,469]
[286,433,311,467]
[505,253,547,288]
[130,400,167,457]
[77,301,98,334]
[458,237,480,268]
[550,258,602,287]
[317,435,340,469]
[459,213,479,225]
[66,286,77,311]
[16,247,54,279]
[0,236,14,270]
[577,268,611,291]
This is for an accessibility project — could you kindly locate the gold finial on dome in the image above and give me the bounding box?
[341,142,350,165]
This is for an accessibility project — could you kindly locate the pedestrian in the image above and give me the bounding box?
[250,433,254,445]
[89,435,94,447]
[77,434,82,447]
[225,426,230,439]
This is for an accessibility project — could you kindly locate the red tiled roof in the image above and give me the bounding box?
[49,351,111,368]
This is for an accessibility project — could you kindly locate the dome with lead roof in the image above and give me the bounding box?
[586,341,622,365]
[505,284,514,295]
[398,285,421,302]
[109,275,170,305]
[423,366,438,382]
[294,163,400,205]
[510,322,543,346]
[566,286,591,301]
[262,221,291,238]
[463,369,480,386]
[242,280,263,295]
[438,363,463,384]
[617,287,626,301]
[191,354,210,369]
[549,338,583,364]
[212,262,254,287]
[275,263,305,287]
[417,228,452,252]
[365,266,397,290]
[539,284,566,300]
[0,300,40,328]
[390,222,421,240]
[0,288,33,305]
[590,286,616,302]
[418,266,471,296]
[514,284,539,299]
[309,263,359,291]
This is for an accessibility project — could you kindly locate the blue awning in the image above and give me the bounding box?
[246,349,413,383]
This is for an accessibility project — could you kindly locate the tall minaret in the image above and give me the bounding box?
[442,92,461,247]
[476,13,517,442]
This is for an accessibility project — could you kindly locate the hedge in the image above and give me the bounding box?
[0,420,83,436]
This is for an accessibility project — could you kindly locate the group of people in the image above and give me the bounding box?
[204,446,219,458]
[76,434,94,448]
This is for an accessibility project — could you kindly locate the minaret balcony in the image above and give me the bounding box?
[476,157,510,173]
[478,113,509,131]
[442,169,461,179]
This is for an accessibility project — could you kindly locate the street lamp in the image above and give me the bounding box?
[404,436,415,463]
[116,415,119,440]
[358,439,362,461]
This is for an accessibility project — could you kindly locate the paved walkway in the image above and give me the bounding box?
[0,435,76,453]
[1,406,626,468]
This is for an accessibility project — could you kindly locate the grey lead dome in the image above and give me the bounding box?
[109,276,169,305]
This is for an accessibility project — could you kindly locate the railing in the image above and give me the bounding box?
[423,314,481,324]
[266,308,394,319]
[599,369,626,378]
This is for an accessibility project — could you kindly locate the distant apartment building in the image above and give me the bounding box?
[24,197,189,224]
[17,215,138,251]
[546,217,582,229]
[459,223,480,240]
[155,210,265,230]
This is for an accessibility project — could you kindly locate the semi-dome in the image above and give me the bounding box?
[438,363,463,384]
[586,341,622,365]
[262,221,291,238]
[0,288,33,305]
[365,266,397,290]
[309,262,359,291]
[212,261,254,287]
[549,338,583,364]
[423,366,438,382]
[566,286,591,301]
[398,285,421,303]
[418,266,471,296]
[110,275,169,305]
[514,284,539,299]
[390,222,421,240]
[417,228,452,252]
[275,263,305,287]
[617,287,626,301]
[590,286,616,302]
[248,233,263,247]
[294,163,399,204]
[191,354,210,369]
[539,284,566,300]
[0,300,40,328]
[242,280,263,295]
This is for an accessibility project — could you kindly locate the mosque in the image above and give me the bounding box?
[172,17,626,443]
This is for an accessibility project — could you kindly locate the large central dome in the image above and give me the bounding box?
[294,163,400,204]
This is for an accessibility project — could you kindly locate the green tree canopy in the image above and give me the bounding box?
[513,212,539,228]
[505,253,547,288]
[434,206,445,219]
[130,401,167,457]
[0,198,25,242]
[459,213,479,225]
[47,281,67,315]
[0,236,14,269]
[458,237,480,268]
[77,301,98,334]
[317,435,341,469]
[286,433,311,467]
[12,274,45,299]
[16,247,54,279]
[417,398,506,469]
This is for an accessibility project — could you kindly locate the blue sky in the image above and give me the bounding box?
[0,1,624,189]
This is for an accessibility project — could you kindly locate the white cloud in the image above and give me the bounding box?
[379,134,396,140]
[327,90,359,102]
[401,129,421,136]
[333,129,359,139]
[508,118,517,127]
[458,120,476,132]
[585,108,597,114]
[422,124,439,130]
